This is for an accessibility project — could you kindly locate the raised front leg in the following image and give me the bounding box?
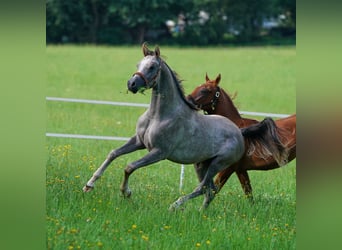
[83,135,145,192]
[120,148,166,197]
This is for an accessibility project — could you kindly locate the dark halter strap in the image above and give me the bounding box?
[197,86,221,112]
[133,71,148,85]
[132,60,162,88]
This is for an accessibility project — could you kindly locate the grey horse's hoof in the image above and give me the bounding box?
[168,204,176,212]
[169,200,182,211]
[121,188,132,198]
[169,203,185,212]
[83,185,94,192]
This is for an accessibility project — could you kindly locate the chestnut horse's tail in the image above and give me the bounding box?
[241,117,289,166]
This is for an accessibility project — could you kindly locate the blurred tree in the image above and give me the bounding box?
[177,0,227,45]
[115,0,193,44]
[46,0,295,45]
[46,0,111,43]
[221,0,276,42]
[277,0,295,27]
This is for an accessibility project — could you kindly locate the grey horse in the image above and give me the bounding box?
[83,44,279,210]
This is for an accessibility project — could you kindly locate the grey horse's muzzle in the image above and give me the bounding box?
[127,74,146,94]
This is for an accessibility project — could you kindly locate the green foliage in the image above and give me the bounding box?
[46,0,295,45]
[47,45,296,249]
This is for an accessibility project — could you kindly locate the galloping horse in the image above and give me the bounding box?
[188,73,296,199]
[83,44,286,210]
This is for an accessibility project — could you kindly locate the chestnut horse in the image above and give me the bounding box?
[187,73,296,199]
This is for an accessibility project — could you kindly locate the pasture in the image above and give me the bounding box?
[46,45,296,249]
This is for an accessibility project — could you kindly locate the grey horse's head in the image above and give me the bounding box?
[127,43,162,94]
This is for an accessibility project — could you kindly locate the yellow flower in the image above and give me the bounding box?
[206,240,211,245]
[196,243,201,247]
[97,241,103,247]
[142,235,149,241]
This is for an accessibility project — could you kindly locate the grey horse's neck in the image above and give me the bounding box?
[149,63,189,117]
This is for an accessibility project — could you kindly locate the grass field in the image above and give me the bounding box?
[46,45,296,249]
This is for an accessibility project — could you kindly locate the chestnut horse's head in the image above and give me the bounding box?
[187,73,221,112]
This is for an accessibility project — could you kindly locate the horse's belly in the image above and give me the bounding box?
[165,136,221,164]
[167,151,213,164]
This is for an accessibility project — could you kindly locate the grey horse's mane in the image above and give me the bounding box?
[142,43,198,110]
[162,60,199,111]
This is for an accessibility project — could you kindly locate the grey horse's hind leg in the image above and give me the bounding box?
[169,185,204,211]
[194,160,210,182]
[170,153,239,210]
[201,179,217,209]
[194,160,218,209]
[169,177,217,211]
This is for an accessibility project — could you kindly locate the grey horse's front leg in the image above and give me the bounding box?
[120,148,165,197]
[83,135,145,192]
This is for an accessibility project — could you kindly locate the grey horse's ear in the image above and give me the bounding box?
[155,46,160,57]
[142,42,149,56]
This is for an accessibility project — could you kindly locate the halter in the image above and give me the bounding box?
[132,59,162,88]
[193,86,221,112]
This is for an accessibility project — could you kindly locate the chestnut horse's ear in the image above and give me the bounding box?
[205,73,210,82]
[215,74,221,85]
[155,46,160,57]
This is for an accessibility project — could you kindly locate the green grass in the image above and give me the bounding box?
[47,45,296,249]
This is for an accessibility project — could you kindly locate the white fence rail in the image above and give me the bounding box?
[46,96,290,141]
[47,96,291,192]
[46,96,290,118]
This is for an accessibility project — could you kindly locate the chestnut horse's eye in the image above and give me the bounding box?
[200,88,210,94]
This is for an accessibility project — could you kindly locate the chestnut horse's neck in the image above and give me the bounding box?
[215,89,256,127]
[214,88,259,127]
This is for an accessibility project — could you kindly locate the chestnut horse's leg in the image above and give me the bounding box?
[214,165,236,192]
[236,170,253,201]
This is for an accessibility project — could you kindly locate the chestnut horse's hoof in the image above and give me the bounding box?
[83,185,94,192]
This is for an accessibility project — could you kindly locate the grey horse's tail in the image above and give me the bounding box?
[241,117,289,166]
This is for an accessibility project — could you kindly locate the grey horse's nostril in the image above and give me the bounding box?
[128,80,136,88]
